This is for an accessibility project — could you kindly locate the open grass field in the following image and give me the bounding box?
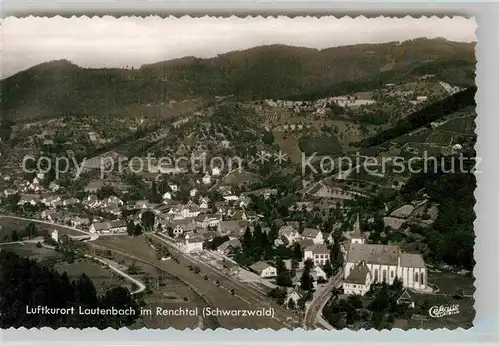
[406,270,475,330]
[0,216,88,238]
[0,242,59,262]
[273,130,302,164]
[54,259,132,295]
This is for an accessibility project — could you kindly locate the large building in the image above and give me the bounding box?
[343,215,429,295]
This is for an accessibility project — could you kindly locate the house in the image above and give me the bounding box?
[48,182,61,192]
[279,225,301,245]
[195,214,220,228]
[303,244,330,266]
[51,230,59,242]
[218,220,248,238]
[217,239,242,256]
[249,261,277,278]
[41,195,62,208]
[41,208,63,222]
[18,194,41,206]
[342,261,372,296]
[89,220,127,234]
[3,188,17,197]
[302,228,324,244]
[396,289,415,308]
[70,216,90,227]
[168,183,179,192]
[189,188,198,197]
[102,195,123,207]
[285,288,304,308]
[63,197,80,206]
[85,180,106,193]
[84,195,100,209]
[314,266,328,281]
[163,192,172,200]
[202,174,211,185]
[182,232,204,253]
[167,219,197,237]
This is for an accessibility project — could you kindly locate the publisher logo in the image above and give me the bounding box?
[428,304,460,318]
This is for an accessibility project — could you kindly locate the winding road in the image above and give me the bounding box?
[304,269,343,330]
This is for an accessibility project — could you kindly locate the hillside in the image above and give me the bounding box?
[1,38,475,123]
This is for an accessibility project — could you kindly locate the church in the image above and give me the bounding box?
[342,215,429,296]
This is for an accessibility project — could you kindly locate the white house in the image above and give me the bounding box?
[89,220,127,234]
[190,188,198,197]
[249,261,277,278]
[279,225,301,244]
[314,266,328,281]
[182,232,204,253]
[302,228,324,244]
[285,289,304,308]
[303,244,330,266]
[202,174,211,185]
[342,261,372,296]
[51,230,59,242]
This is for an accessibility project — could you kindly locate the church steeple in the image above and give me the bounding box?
[351,214,365,244]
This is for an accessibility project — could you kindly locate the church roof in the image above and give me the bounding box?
[400,253,426,268]
[347,243,400,265]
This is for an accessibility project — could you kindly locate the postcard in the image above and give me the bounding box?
[0,15,476,330]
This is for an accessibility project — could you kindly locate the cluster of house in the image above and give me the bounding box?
[263,95,376,116]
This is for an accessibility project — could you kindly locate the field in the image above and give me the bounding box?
[0,216,88,239]
[299,135,343,156]
[54,259,132,295]
[0,242,59,262]
[273,130,302,164]
[407,270,475,330]
[97,252,214,330]
[90,235,294,330]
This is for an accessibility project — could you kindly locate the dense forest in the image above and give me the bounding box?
[0,251,140,329]
[400,154,476,270]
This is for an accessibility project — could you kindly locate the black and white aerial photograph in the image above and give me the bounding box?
[0,15,477,331]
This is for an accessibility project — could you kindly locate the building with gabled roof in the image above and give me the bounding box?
[344,215,428,294]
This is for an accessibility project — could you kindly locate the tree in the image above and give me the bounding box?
[275,257,292,286]
[300,259,314,292]
[287,298,296,310]
[11,230,19,242]
[323,261,333,278]
[126,222,135,236]
[141,210,155,231]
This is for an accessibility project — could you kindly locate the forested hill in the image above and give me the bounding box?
[0,250,140,329]
[1,38,475,122]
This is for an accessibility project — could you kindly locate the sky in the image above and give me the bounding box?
[0,16,477,78]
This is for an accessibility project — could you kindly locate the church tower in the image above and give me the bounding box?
[350,214,365,244]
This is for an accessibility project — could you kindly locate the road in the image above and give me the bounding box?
[303,269,343,330]
[84,254,146,295]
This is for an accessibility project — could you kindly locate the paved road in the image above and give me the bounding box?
[303,269,343,330]
[84,254,146,295]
